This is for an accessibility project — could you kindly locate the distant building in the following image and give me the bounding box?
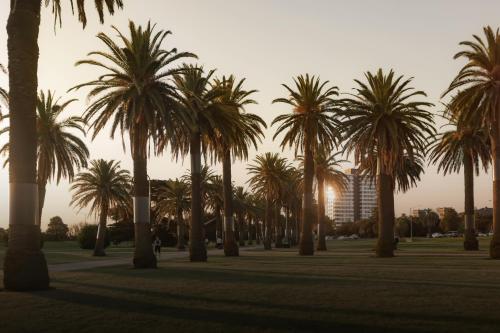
[410,209,425,218]
[437,207,454,220]
[476,207,493,217]
[328,169,376,225]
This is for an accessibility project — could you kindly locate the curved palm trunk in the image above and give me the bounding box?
[176,208,186,251]
[3,0,49,291]
[94,202,108,256]
[376,156,395,257]
[190,131,207,261]
[316,174,327,251]
[300,136,315,255]
[222,148,239,256]
[264,197,272,250]
[37,180,46,230]
[463,152,478,250]
[132,136,156,268]
[491,121,500,258]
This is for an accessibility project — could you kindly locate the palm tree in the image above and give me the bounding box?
[312,151,348,251]
[443,27,500,258]
[234,186,251,247]
[70,159,131,256]
[209,75,266,256]
[248,153,290,250]
[5,0,122,292]
[170,65,242,261]
[342,69,434,257]
[74,22,194,268]
[155,179,190,250]
[272,74,341,255]
[206,174,224,248]
[429,114,490,250]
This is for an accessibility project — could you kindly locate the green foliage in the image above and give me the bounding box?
[108,221,134,245]
[77,224,109,250]
[440,208,462,232]
[44,216,69,241]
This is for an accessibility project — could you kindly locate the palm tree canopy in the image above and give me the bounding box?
[166,65,245,160]
[429,112,491,175]
[155,178,190,221]
[73,21,196,157]
[47,0,124,28]
[247,153,290,202]
[272,74,341,156]
[444,26,500,129]
[313,151,348,194]
[207,75,266,162]
[342,69,435,175]
[70,159,131,217]
[1,90,89,184]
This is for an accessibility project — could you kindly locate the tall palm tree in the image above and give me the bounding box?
[272,74,341,255]
[234,186,251,247]
[248,153,290,250]
[73,22,194,268]
[206,174,224,248]
[5,0,122,292]
[155,179,190,250]
[443,27,500,258]
[70,159,131,256]
[429,114,490,250]
[209,75,266,256]
[342,69,434,257]
[312,151,348,251]
[1,91,89,224]
[171,65,240,261]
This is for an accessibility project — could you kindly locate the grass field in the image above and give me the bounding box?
[1,238,500,333]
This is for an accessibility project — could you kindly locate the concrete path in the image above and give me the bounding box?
[49,246,260,272]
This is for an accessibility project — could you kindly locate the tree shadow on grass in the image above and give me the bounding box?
[31,287,431,333]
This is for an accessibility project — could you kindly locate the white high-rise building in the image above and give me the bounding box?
[326,169,376,225]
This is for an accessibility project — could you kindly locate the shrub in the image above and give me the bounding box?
[77,224,110,249]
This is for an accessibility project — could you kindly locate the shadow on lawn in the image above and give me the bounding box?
[31,286,430,333]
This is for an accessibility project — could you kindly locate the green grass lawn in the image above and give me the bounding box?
[1,238,500,333]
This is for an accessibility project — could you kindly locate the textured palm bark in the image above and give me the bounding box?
[299,135,315,255]
[463,152,479,251]
[93,202,108,256]
[316,174,327,251]
[176,208,186,251]
[3,0,49,291]
[376,157,395,257]
[263,197,272,250]
[490,119,500,258]
[189,131,207,261]
[132,135,156,268]
[222,148,239,256]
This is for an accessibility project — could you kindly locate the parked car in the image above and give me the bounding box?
[478,232,488,237]
[432,232,444,238]
[349,234,359,240]
[445,231,459,238]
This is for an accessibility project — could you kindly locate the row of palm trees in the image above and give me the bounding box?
[2,0,500,292]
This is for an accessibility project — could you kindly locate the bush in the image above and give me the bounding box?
[77,224,110,249]
[44,216,69,241]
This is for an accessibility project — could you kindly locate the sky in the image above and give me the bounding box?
[0,0,499,230]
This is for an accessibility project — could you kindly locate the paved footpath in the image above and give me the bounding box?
[49,246,260,272]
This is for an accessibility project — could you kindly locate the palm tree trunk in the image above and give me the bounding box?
[264,197,272,250]
[215,204,223,248]
[247,217,253,245]
[300,136,315,255]
[3,0,49,291]
[491,119,500,258]
[275,204,283,248]
[132,134,156,268]
[222,148,239,256]
[94,202,108,256]
[316,174,327,251]
[256,220,261,245]
[463,152,478,250]
[37,180,46,230]
[190,131,207,261]
[238,213,245,247]
[376,155,395,257]
[176,208,186,251]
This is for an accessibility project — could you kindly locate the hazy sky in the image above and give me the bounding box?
[0,0,499,230]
